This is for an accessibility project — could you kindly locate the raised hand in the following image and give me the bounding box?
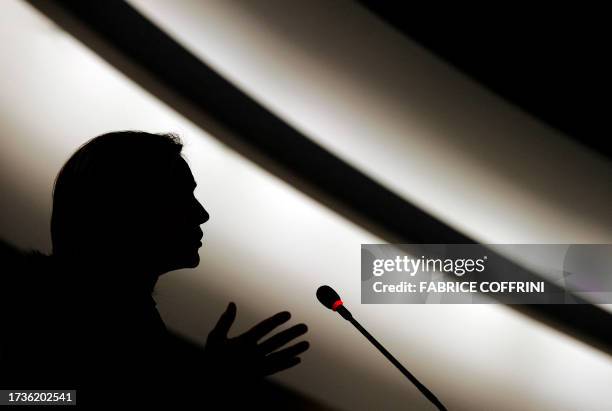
[204,302,309,378]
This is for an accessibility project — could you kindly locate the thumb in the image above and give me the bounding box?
[210,302,236,338]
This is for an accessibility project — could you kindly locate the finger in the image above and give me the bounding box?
[258,323,308,355]
[267,340,310,360]
[242,311,291,342]
[263,341,310,373]
[210,302,236,338]
[261,356,302,376]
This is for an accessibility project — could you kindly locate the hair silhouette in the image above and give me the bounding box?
[1,131,309,408]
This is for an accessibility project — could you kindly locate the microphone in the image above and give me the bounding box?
[316,285,447,411]
[316,285,353,321]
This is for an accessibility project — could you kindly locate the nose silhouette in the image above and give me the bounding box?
[196,199,209,225]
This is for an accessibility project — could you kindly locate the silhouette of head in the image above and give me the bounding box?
[51,131,209,277]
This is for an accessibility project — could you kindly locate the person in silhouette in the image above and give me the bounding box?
[1,131,309,406]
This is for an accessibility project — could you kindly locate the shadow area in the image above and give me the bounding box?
[0,238,331,409]
[0,131,324,409]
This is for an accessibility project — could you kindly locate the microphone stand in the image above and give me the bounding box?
[346,311,447,411]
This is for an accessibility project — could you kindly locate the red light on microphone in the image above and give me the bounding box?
[331,299,343,311]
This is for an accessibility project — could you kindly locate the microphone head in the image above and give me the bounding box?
[316,285,342,310]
